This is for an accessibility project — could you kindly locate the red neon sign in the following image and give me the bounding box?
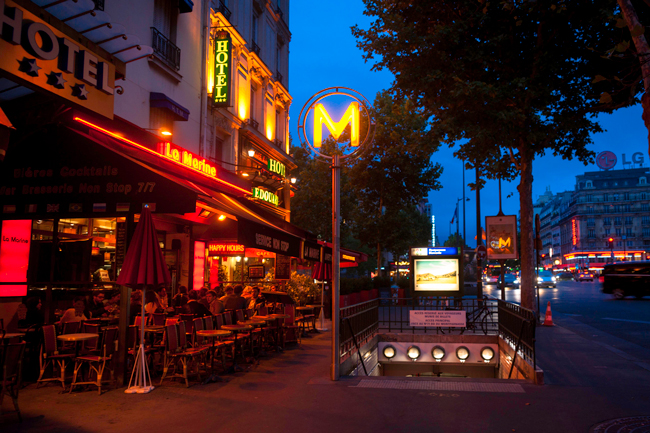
[193,241,206,291]
[571,219,577,246]
[0,220,32,297]
[208,242,245,256]
[73,117,251,195]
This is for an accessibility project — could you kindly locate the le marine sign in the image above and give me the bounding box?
[0,0,117,119]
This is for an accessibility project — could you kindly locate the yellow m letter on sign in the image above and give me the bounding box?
[313,102,360,147]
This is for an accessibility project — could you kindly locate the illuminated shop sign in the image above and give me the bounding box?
[207,242,245,256]
[193,241,205,291]
[267,159,285,177]
[342,254,356,262]
[596,150,645,171]
[0,220,32,297]
[212,32,231,107]
[302,241,321,261]
[158,141,218,178]
[313,102,360,148]
[252,187,279,206]
[572,218,578,246]
[485,215,518,260]
[0,0,116,119]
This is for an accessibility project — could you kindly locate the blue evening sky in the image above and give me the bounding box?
[288,1,649,247]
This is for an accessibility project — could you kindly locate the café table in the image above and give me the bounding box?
[306,305,324,332]
[238,319,267,356]
[267,314,289,351]
[1,333,25,341]
[195,329,231,384]
[56,333,99,358]
[295,306,314,337]
[221,324,253,372]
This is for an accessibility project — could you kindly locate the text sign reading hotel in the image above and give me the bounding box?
[409,310,466,328]
[267,159,285,177]
[212,32,231,106]
[0,220,32,297]
[0,0,116,119]
[207,242,245,256]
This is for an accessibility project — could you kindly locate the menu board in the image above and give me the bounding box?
[275,254,291,280]
[115,222,127,272]
[248,265,265,279]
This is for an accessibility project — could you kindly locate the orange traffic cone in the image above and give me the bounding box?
[542,301,554,326]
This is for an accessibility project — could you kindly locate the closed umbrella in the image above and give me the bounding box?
[117,206,170,394]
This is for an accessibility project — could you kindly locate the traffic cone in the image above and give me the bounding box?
[542,301,554,326]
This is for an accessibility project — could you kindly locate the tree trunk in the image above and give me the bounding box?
[617,0,650,155]
[518,143,535,311]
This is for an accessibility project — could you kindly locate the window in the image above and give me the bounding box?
[626,228,633,236]
[152,0,180,70]
[588,229,595,238]
[624,192,630,200]
[614,193,619,201]
[604,193,608,202]
[640,177,647,185]
[642,192,647,200]
[252,14,259,44]
[587,217,595,226]
[624,205,631,212]
[616,241,622,247]
[627,240,634,247]
[643,216,650,225]
[615,217,622,225]
[643,228,650,237]
[643,204,650,212]
[625,216,633,225]
[605,228,610,235]
[587,206,593,214]
[616,228,622,236]
[604,217,611,225]
[586,194,593,202]
[585,180,593,188]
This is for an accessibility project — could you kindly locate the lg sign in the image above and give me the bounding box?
[597,151,645,170]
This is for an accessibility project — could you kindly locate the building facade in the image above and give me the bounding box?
[539,167,650,271]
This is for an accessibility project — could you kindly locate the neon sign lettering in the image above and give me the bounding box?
[161,142,218,178]
[313,102,360,148]
[253,187,279,206]
[212,32,231,106]
[208,242,245,256]
[267,159,285,177]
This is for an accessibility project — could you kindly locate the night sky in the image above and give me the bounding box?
[288,1,648,248]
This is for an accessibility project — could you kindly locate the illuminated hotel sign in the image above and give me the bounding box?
[267,159,285,177]
[252,187,279,206]
[207,242,245,256]
[212,32,231,107]
[485,215,518,260]
[0,220,32,297]
[158,142,218,178]
[0,0,116,119]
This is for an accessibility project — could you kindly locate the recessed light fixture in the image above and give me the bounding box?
[217,214,227,221]
[382,345,396,359]
[406,345,420,361]
[480,347,495,363]
[432,346,445,362]
[248,149,255,157]
[456,346,470,363]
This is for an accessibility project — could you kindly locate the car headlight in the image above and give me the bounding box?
[514,279,520,284]
[552,277,557,282]
[537,277,543,282]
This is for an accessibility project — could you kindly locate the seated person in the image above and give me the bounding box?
[207,290,224,316]
[60,296,89,323]
[145,288,166,314]
[247,287,266,311]
[104,291,120,316]
[172,285,189,308]
[129,291,143,324]
[182,290,211,317]
[88,291,107,318]
[221,285,247,311]
[18,296,44,328]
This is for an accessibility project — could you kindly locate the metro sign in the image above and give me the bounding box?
[313,102,359,148]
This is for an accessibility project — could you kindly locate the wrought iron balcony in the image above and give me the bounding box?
[216,0,232,20]
[151,27,181,71]
[251,41,261,55]
[275,138,283,149]
[93,0,104,10]
[247,118,259,130]
[275,71,283,84]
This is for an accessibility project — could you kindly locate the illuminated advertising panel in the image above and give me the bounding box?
[410,247,463,297]
[485,215,518,260]
[0,220,32,296]
[193,241,205,291]
[212,32,231,107]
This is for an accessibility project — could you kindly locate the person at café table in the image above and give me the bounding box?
[60,297,90,323]
[220,285,247,310]
[182,290,211,317]
[207,290,224,316]
[247,287,266,311]
[172,285,189,308]
[145,288,167,314]
[88,291,107,318]
[104,291,120,316]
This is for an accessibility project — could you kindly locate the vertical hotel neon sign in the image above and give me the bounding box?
[212,31,231,107]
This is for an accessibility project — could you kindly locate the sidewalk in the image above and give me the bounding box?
[3,317,650,433]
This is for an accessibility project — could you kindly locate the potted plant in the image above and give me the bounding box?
[286,272,320,306]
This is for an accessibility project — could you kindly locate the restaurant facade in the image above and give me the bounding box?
[0,0,365,328]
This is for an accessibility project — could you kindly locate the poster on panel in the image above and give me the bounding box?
[485,215,518,260]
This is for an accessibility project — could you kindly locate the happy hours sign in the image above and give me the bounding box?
[409,310,466,328]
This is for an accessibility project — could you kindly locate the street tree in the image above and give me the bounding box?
[353,0,622,310]
[348,90,442,276]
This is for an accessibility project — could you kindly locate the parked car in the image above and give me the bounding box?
[536,270,557,288]
[556,272,574,281]
[577,272,594,282]
[602,261,650,299]
[483,269,501,285]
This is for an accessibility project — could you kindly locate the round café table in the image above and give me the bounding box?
[221,324,253,372]
[306,305,324,332]
[1,333,25,340]
[195,329,231,383]
[267,314,289,351]
[57,333,99,358]
[238,319,268,356]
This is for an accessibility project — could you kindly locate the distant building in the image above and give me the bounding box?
[539,167,650,271]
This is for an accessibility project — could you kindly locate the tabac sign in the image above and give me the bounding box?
[0,0,116,119]
[212,31,231,107]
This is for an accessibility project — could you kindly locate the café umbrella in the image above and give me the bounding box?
[116,205,170,394]
[311,262,331,331]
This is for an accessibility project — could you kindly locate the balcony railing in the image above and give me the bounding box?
[275,71,283,84]
[216,0,232,20]
[93,0,104,10]
[251,41,261,55]
[247,118,259,130]
[274,138,283,149]
[151,27,181,71]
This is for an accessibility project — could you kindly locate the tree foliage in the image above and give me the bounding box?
[352,0,629,309]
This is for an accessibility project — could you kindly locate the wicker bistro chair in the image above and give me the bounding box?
[283,306,301,346]
[1,342,26,422]
[37,325,74,388]
[80,323,101,355]
[69,327,118,395]
[160,323,205,387]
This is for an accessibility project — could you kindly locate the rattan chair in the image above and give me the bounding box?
[1,342,26,422]
[159,324,202,387]
[37,325,74,388]
[70,327,118,394]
